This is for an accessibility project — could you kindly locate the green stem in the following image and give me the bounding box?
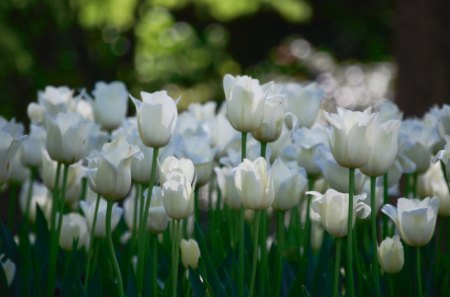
[137,148,159,296]
[131,184,141,253]
[55,164,70,249]
[249,210,261,297]
[106,200,124,297]
[7,185,17,230]
[416,247,423,297]
[370,176,381,297]
[46,162,62,297]
[194,187,200,223]
[260,141,267,159]
[346,168,355,297]
[24,167,37,224]
[79,176,88,201]
[84,193,101,290]
[241,132,248,161]
[333,238,342,297]
[152,235,158,297]
[238,207,245,297]
[258,211,267,297]
[304,177,315,256]
[382,173,389,238]
[172,220,181,297]
[274,211,285,296]
[388,274,394,297]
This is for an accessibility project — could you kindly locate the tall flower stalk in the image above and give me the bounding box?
[106,200,124,297]
[238,131,247,297]
[346,168,355,297]
[370,176,381,297]
[84,193,101,289]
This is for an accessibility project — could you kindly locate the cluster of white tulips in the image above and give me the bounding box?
[0,75,449,297]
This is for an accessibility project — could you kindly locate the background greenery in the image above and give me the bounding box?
[0,0,394,122]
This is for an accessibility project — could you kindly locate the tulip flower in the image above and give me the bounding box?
[160,156,195,185]
[130,91,178,148]
[381,197,439,247]
[19,181,52,223]
[92,81,128,130]
[418,162,450,216]
[0,121,24,184]
[0,254,16,287]
[360,119,401,177]
[80,198,123,237]
[58,213,90,251]
[86,136,143,201]
[27,102,45,124]
[8,151,30,184]
[161,172,195,219]
[45,112,93,164]
[180,239,201,269]
[38,86,73,115]
[215,166,241,210]
[127,130,158,184]
[271,158,307,211]
[20,125,46,168]
[434,135,450,184]
[324,107,377,169]
[308,189,371,238]
[234,157,274,210]
[281,82,323,128]
[320,157,367,194]
[223,74,267,133]
[378,236,404,274]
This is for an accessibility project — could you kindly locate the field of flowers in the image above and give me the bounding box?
[0,77,449,297]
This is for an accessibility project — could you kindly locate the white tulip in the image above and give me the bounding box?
[434,135,450,183]
[80,198,123,238]
[320,156,367,194]
[223,74,266,133]
[281,83,323,128]
[378,235,404,274]
[38,86,73,115]
[215,166,241,210]
[271,158,307,211]
[27,102,45,124]
[19,181,52,223]
[92,81,128,130]
[87,137,143,201]
[382,197,439,247]
[418,162,450,216]
[130,91,178,148]
[161,172,195,219]
[21,125,46,168]
[234,157,274,210]
[40,152,80,191]
[0,121,23,184]
[8,151,30,184]
[45,112,93,164]
[160,156,195,185]
[308,189,371,237]
[127,130,157,184]
[180,239,201,269]
[324,107,377,168]
[58,213,90,251]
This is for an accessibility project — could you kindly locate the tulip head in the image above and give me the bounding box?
[180,239,201,269]
[308,189,371,237]
[131,91,178,148]
[252,87,285,143]
[58,213,90,251]
[162,172,195,219]
[215,166,241,210]
[92,81,128,130]
[382,197,439,247]
[80,198,123,238]
[378,235,404,274]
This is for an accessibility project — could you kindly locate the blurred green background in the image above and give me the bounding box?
[0,0,448,122]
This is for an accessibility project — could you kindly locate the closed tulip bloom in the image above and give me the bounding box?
[271,158,307,211]
[45,112,93,164]
[418,162,450,216]
[41,151,80,191]
[0,254,16,287]
[162,172,195,219]
[308,189,371,237]
[0,123,23,184]
[8,151,30,184]
[378,236,404,274]
[215,166,241,210]
[235,157,274,210]
[87,137,143,201]
[128,131,157,184]
[160,156,195,185]
[38,86,73,115]
[434,135,450,183]
[27,102,45,124]
[281,82,323,128]
[324,107,377,168]
[19,181,52,222]
[21,125,46,168]
[223,74,266,133]
[92,81,128,130]
[382,197,440,246]
[360,119,401,176]
[80,198,123,238]
[59,213,90,251]
[252,87,285,143]
[147,187,171,233]
[130,91,178,148]
[320,157,367,194]
[180,239,201,269]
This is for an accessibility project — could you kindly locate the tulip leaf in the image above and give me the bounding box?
[0,263,10,297]
[126,262,137,297]
[35,205,50,263]
[61,239,85,297]
[189,267,206,297]
[194,222,226,297]
[0,222,19,260]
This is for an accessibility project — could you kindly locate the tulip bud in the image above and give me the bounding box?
[80,198,123,238]
[418,162,450,216]
[21,125,46,168]
[130,91,178,148]
[127,131,157,184]
[180,239,201,269]
[324,107,377,169]
[251,88,284,143]
[0,254,16,287]
[223,74,266,133]
[38,86,73,114]
[160,156,195,185]
[234,157,274,210]
[308,189,371,237]
[378,235,404,274]
[0,126,23,185]
[382,197,439,247]
[92,81,128,130]
[215,167,241,210]
[27,102,45,124]
[58,213,90,251]
[162,172,195,220]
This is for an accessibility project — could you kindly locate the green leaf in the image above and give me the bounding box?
[189,267,206,297]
